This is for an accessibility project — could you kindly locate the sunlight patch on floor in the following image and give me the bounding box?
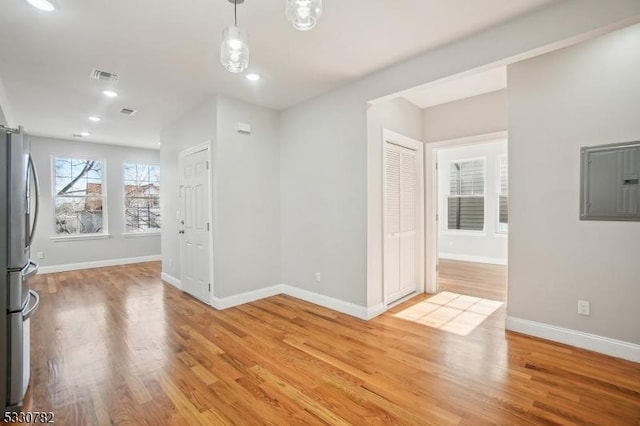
[394,291,503,336]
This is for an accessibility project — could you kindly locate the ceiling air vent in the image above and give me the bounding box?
[89,68,119,82]
[120,108,136,116]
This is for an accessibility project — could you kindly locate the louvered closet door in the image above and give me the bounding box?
[384,142,418,304]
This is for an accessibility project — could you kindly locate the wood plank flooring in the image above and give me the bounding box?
[24,262,640,425]
[438,259,507,301]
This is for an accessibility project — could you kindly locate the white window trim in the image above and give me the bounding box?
[51,154,109,237]
[122,161,161,234]
[445,156,487,233]
[122,231,161,238]
[51,233,111,242]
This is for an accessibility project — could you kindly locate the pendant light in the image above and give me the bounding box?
[220,0,249,73]
[286,0,322,31]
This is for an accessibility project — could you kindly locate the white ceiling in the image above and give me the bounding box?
[401,66,507,109]
[0,0,556,148]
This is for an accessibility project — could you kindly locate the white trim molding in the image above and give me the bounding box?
[211,285,283,310]
[506,316,640,363]
[439,253,508,266]
[200,283,385,320]
[51,233,112,242]
[160,272,182,290]
[38,255,161,274]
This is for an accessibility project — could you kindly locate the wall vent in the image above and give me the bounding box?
[89,69,119,82]
[120,108,136,116]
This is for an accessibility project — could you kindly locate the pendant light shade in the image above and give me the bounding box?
[286,0,322,31]
[220,25,250,73]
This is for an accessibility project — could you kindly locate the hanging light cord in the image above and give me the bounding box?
[234,0,237,25]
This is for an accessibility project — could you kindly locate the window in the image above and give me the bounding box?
[497,156,508,233]
[54,157,104,235]
[123,163,160,232]
[447,159,485,231]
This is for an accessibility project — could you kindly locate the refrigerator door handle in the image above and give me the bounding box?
[27,153,40,248]
[23,290,40,320]
[22,259,39,281]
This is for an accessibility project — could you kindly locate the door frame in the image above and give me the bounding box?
[178,140,214,305]
[382,129,425,307]
[424,131,508,295]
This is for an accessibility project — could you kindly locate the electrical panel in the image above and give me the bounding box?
[580,141,640,221]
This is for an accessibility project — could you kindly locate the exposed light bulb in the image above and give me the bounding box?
[286,0,322,31]
[26,0,55,12]
[88,116,101,122]
[220,25,250,73]
[103,90,118,98]
[246,73,261,81]
[229,39,242,50]
[79,132,91,137]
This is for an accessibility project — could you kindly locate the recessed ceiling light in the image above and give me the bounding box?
[103,90,118,98]
[88,116,101,122]
[79,132,91,137]
[26,0,55,11]
[246,73,261,81]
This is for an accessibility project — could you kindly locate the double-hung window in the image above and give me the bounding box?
[497,156,508,233]
[123,163,160,232]
[447,158,485,231]
[54,157,105,235]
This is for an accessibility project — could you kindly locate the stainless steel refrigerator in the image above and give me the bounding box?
[0,125,40,412]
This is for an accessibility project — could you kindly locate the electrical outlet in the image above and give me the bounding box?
[315,272,321,283]
[36,251,44,260]
[578,300,590,316]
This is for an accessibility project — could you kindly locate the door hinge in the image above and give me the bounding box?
[436,213,439,222]
[206,161,209,170]
[207,222,210,231]
[435,162,439,170]
[208,283,211,292]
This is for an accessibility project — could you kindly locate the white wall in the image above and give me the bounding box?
[279,0,640,310]
[160,98,217,280]
[0,77,13,127]
[437,141,508,264]
[423,90,507,143]
[30,136,160,268]
[160,96,280,298]
[280,89,368,305]
[214,96,280,298]
[508,23,640,345]
[365,98,423,306]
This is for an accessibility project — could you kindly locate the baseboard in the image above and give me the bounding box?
[281,285,372,319]
[211,285,284,310]
[160,272,182,290]
[202,283,386,320]
[506,316,640,363]
[38,255,162,274]
[439,253,508,266]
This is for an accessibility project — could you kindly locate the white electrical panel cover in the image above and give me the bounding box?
[580,141,640,221]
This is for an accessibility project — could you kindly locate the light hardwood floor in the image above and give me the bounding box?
[24,262,640,425]
[438,259,507,301]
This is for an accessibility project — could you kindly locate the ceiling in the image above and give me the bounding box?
[401,66,507,109]
[0,0,556,148]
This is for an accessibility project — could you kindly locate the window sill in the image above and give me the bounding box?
[51,233,111,242]
[442,230,487,237]
[122,231,161,238]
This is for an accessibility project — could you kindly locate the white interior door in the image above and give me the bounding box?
[179,146,210,303]
[384,132,424,305]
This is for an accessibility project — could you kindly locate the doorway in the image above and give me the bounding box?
[426,134,508,303]
[382,129,425,306]
[178,142,212,304]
